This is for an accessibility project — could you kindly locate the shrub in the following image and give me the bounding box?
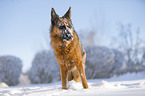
[0,55,22,86]
[85,46,124,79]
[28,50,59,84]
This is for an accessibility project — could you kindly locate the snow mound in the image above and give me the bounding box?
[0,82,9,88]
[68,81,83,90]
[93,80,124,89]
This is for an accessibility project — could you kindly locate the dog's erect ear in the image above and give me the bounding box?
[63,7,71,19]
[51,8,59,25]
[51,8,58,19]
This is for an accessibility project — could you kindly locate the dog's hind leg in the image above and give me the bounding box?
[73,69,81,82]
[68,68,80,82]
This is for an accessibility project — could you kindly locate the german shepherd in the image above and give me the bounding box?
[50,7,88,89]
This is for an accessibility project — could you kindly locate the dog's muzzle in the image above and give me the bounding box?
[61,30,73,41]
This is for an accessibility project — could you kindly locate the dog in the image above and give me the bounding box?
[50,7,88,89]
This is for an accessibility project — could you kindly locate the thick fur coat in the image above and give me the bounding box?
[50,7,88,89]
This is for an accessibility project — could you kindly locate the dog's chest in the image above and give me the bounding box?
[58,46,79,69]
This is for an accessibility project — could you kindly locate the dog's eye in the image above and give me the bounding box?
[59,25,66,30]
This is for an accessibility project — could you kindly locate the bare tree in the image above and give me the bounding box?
[79,12,107,47]
[112,23,145,72]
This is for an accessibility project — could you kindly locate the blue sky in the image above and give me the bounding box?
[0,0,145,72]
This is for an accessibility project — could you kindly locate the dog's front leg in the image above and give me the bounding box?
[76,63,88,89]
[60,65,68,89]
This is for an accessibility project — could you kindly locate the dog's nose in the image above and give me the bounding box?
[65,32,73,40]
[66,33,71,38]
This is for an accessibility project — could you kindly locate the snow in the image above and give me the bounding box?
[0,72,145,96]
[0,82,8,88]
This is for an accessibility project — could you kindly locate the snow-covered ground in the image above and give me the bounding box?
[0,72,145,96]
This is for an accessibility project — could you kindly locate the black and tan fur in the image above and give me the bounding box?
[50,7,88,89]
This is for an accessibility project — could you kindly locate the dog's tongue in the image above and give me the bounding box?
[68,39,72,42]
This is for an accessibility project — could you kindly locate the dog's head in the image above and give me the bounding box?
[51,7,73,42]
